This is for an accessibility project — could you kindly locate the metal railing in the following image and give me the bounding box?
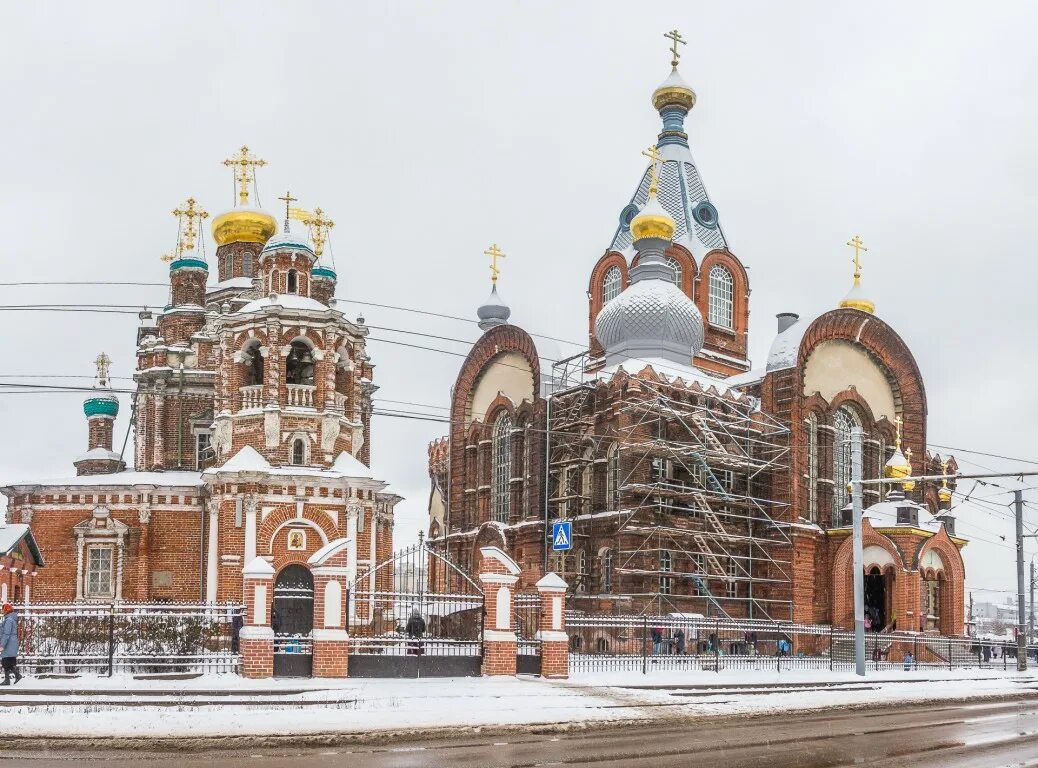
[566,613,1038,675]
[19,602,244,676]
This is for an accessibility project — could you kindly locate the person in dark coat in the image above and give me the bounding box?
[651,626,664,655]
[406,609,426,656]
[674,628,686,655]
[0,603,21,685]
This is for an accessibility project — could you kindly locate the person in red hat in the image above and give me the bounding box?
[0,603,21,685]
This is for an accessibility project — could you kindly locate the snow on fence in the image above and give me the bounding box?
[566,613,1038,675]
[19,602,244,676]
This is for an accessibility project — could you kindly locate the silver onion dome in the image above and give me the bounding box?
[477,284,511,331]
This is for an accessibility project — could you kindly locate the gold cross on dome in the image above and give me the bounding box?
[664,29,686,68]
[642,144,662,195]
[894,414,903,448]
[94,352,112,387]
[223,145,267,206]
[846,234,868,279]
[306,207,335,257]
[484,243,506,285]
[172,197,208,253]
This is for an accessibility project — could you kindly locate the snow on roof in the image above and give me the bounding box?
[307,537,350,567]
[2,470,203,490]
[74,447,123,463]
[724,368,766,389]
[207,276,255,293]
[214,445,270,472]
[331,451,373,479]
[239,294,330,314]
[0,523,43,566]
[765,315,812,372]
[835,495,947,535]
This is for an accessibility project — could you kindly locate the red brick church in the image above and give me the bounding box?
[2,150,398,606]
[427,39,967,636]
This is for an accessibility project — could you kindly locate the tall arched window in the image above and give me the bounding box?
[601,548,614,593]
[492,413,513,523]
[222,253,233,278]
[286,341,315,385]
[602,266,622,304]
[287,269,299,294]
[243,252,253,278]
[832,406,860,521]
[708,265,734,329]
[807,413,819,522]
[606,444,620,510]
[244,343,264,387]
[291,438,305,466]
[665,256,682,288]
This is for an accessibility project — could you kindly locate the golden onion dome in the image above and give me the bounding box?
[652,67,697,112]
[884,446,911,482]
[839,278,876,314]
[938,485,953,504]
[630,191,676,242]
[211,207,278,247]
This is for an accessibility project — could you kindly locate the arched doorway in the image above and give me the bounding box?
[273,564,314,677]
[864,567,887,631]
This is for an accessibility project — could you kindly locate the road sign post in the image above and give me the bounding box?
[552,521,572,552]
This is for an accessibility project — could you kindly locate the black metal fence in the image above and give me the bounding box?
[566,613,1038,675]
[516,593,541,674]
[19,602,244,676]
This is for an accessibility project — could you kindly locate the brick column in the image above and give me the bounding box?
[308,538,350,677]
[535,572,569,679]
[479,546,520,676]
[240,557,275,679]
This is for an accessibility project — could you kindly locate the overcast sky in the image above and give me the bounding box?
[2,1,1037,609]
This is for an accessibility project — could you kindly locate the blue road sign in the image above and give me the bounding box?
[552,520,572,551]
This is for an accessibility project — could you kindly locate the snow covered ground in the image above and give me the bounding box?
[1,668,1034,741]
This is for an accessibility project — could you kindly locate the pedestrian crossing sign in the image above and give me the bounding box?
[552,520,572,551]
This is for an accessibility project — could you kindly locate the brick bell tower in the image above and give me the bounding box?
[209,193,374,469]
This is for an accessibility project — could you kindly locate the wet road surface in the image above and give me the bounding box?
[4,698,1038,767]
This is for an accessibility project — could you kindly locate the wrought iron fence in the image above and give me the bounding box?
[566,613,1038,675]
[19,602,244,676]
[516,593,541,674]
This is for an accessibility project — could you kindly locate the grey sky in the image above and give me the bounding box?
[2,1,1037,605]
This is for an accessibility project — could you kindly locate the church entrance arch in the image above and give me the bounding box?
[273,564,314,678]
[864,567,889,631]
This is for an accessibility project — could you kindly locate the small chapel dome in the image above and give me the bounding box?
[630,191,676,243]
[261,228,314,255]
[477,284,511,331]
[211,207,278,247]
[652,66,697,112]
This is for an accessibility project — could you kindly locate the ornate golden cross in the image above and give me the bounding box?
[278,191,298,227]
[664,29,686,68]
[94,352,112,387]
[172,197,208,253]
[846,234,868,279]
[642,144,662,195]
[484,243,506,285]
[223,146,267,205]
[894,414,903,448]
[306,207,335,257]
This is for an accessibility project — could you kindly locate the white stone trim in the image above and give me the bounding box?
[483,630,517,642]
[479,573,519,585]
[312,628,349,641]
[479,546,521,576]
[535,630,569,642]
[239,626,274,640]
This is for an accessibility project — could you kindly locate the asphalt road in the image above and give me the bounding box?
[4,698,1038,767]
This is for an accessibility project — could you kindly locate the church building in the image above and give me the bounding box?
[427,33,967,636]
[2,149,399,607]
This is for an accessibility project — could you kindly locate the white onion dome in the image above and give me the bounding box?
[652,66,697,112]
[477,284,511,331]
[595,193,703,366]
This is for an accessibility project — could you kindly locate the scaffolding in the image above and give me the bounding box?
[546,353,793,620]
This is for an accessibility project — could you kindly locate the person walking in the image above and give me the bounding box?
[406,609,426,656]
[651,626,663,655]
[674,628,686,655]
[0,603,21,686]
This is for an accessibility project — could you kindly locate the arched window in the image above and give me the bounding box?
[576,549,588,593]
[243,252,253,278]
[491,412,513,523]
[708,265,734,329]
[659,549,672,595]
[222,253,233,278]
[832,406,860,521]
[807,413,818,522]
[291,438,305,466]
[602,266,622,304]
[601,548,614,593]
[606,444,620,510]
[285,341,315,385]
[665,256,682,287]
[287,269,298,294]
[244,344,264,387]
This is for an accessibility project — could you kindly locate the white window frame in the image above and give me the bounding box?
[86,544,115,599]
[807,413,819,522]
[194,429,212,470]
[659,549,673,595]
[832,407,859,521]
[602,266,622,304]
[708,265,734,329]
[665,255,682,287]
